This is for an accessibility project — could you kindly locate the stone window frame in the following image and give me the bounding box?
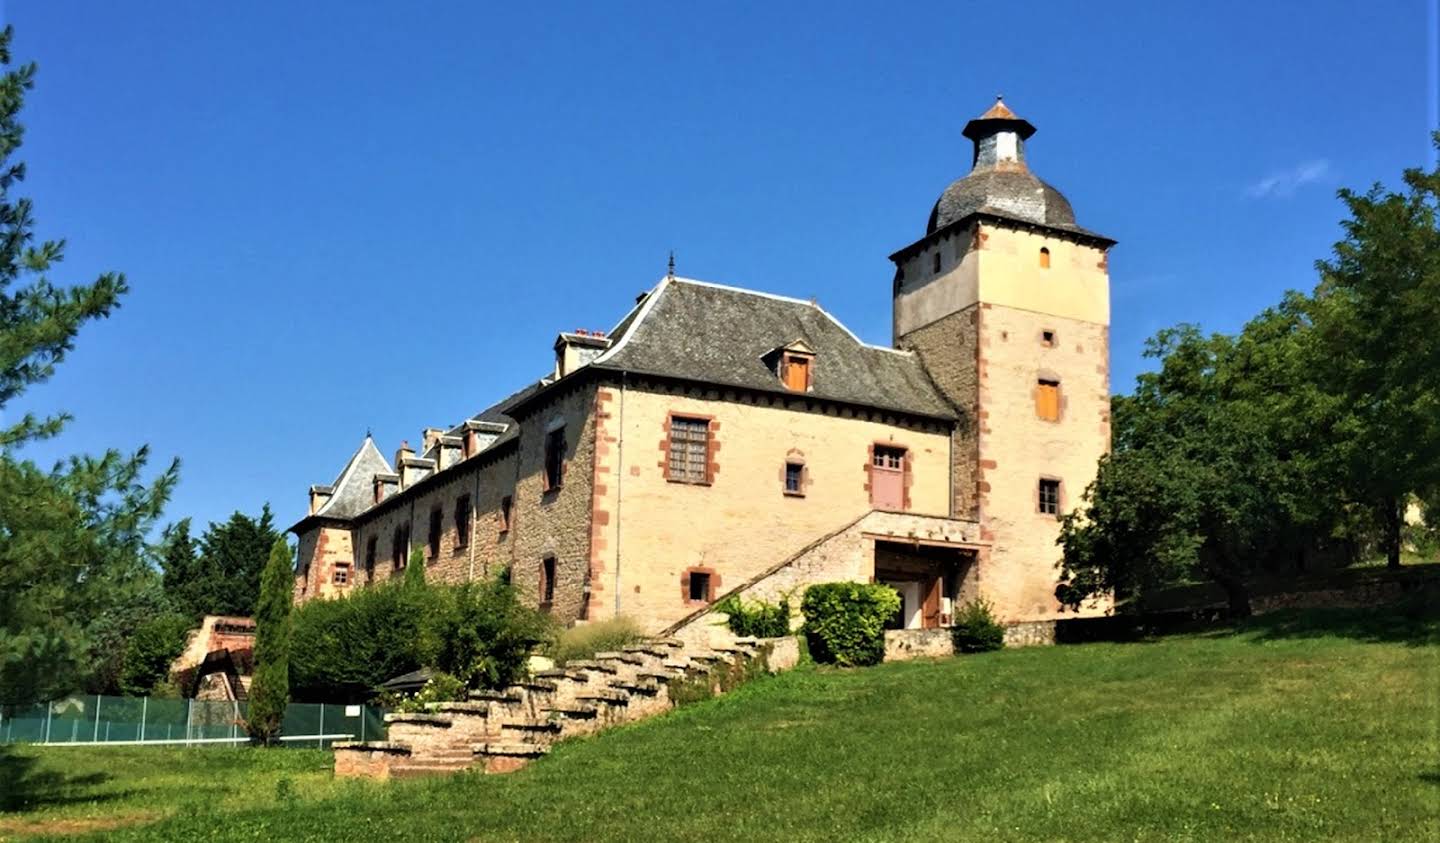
[427,506,443,561]
[392,525,409,570]
[453,494,472,551]
[539,556,557,610]
[680,566,720,606]
[779,351,814,392]
[660,412,719,486]
[1035,375,1064,423]
[1038,476,1063,517]
[363,537,377,580]
[864,440,914,512]
[780,448,809,497]
[332,563,351,586]
[542,425,566,493]
[499,494,514,535]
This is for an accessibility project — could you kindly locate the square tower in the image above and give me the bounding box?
[892,99,1115,621]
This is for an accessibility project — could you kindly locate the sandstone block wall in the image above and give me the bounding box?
[589,379,953,633]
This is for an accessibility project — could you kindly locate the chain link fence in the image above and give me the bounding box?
[0,695,386,748]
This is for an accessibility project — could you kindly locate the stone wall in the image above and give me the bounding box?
[589,378,954,634]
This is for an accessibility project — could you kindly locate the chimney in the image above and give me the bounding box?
[421,427,445,454]
[394,440,414,470]
[308,484,334,515]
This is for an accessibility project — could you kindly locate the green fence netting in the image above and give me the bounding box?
[0,695,386,748]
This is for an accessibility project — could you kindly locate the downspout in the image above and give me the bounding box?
[469,459,481,581]
[614,371,627,616]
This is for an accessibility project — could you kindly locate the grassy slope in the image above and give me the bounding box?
[4,606,1437,842]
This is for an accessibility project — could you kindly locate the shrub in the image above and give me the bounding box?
[117,612,193,696]
[546,617,643,665]
[800,582,900,666]
[290,576,439,702]
[951,597,1006,653]
[379,671,467,713]
[715,595,791,638]
[430,577,553,689]
[248,539,294,745]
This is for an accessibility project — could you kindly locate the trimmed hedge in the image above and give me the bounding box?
[800,582,900,666]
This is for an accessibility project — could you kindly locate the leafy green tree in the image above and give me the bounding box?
[1308,138,1440,568]
[403,545,426,589]
[290,577,437,702]
[161,506,281,619]
[247,539,294,744]
[117,613,193,696]
[0,26,177,707]
[83,572,174,695]
[431,578,552,690]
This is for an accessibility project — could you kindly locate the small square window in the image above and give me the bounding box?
[784,462,804,495]
[1041,330,1056,347]
[333,564,350,585]
[1039,479,1061,515]
[688,571,711,603]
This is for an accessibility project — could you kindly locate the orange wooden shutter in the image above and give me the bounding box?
[1036,382,1060,421]
[784,356,809,391]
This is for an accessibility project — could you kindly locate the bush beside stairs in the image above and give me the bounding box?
[334,635,798,779]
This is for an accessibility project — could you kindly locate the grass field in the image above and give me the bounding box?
[2,604,1436,842]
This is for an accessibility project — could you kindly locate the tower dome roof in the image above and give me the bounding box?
[925,97,1082,236]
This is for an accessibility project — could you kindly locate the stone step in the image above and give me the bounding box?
[648,638,685,649]
[469,689,524,703]
[576,689,631,706]
[731,636,760,645]
[622,644,671,659]
[424,701,491,716]
[499,720,564,741]
[473,742,550,774]
[609,680,662,696]
[512,679,559,694]
[563,659,619,674]
[638,670,680,683]
[594,651,645,665]
[534,668,591,683]
[389,760,475,779]
[540,704,599,720]
[383,712,453,727]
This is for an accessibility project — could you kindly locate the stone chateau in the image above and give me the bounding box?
[290,98,1114,635]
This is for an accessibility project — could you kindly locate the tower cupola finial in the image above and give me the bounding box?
[962,96,1036,171]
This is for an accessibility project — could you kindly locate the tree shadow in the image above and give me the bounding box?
[0,745,121,813]
[1229,598,1439,648]
[1420,769,1440,787]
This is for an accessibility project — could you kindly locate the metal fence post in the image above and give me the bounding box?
[140,696,147,742]
[92,694,102,742]
[43,702,51,744]
[317,704,324,749]
[185,699,192,747]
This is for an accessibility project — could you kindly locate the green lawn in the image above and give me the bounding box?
[3,605,1437,842]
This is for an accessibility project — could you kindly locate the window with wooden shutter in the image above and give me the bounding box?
[1036,379,1061,422]
[667,416,711,484]
[782,354,812,391]
[870,445,908,511]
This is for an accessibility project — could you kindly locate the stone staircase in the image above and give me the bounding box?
[334,635,798,780]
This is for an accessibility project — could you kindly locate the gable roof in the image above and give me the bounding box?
[590,277,954,420]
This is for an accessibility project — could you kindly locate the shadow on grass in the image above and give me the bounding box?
[1192,598,1440,648]
[0,745,124,812]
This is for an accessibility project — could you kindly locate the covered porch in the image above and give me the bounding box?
[870,537,982,630]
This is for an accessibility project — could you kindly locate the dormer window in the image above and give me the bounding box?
[769,340,815,393]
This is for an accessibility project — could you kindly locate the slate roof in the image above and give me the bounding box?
[590,277,955,420]
[310,437,393,521]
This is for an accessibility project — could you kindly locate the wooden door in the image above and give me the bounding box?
[870,446,906,510]
[921,575,942,628]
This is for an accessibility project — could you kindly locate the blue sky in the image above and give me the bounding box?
[2,1,1434,534]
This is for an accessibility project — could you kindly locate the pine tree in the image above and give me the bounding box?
[0,25,178,707]
[247,539,294,745]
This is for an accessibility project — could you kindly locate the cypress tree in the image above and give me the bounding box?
[404,545,427,589]
[247,538,294,745]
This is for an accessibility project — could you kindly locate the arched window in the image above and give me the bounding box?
[1039,247,1051,269]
